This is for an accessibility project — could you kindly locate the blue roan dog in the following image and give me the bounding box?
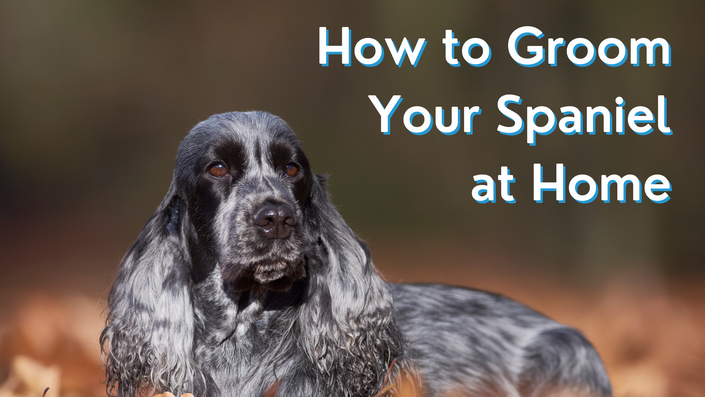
[101,111,612,397]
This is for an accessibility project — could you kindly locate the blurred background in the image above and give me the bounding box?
[0,0,703,396]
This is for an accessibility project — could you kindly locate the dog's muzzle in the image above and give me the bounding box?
[221,202,306,292]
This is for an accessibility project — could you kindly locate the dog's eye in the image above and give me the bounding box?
[285,164,299,177]
[208,163,228,177]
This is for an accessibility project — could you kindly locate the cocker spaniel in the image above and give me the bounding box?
[101,111,612,397]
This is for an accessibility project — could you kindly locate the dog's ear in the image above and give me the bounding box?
[299,173,404,395]
[101,184,207,397]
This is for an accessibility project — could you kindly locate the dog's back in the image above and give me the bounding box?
[391,283,612,397]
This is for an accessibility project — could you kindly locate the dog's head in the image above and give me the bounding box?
[172,111,314,292]
[102,111,404,397]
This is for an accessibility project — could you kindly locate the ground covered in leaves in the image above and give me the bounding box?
[1,254,703,397]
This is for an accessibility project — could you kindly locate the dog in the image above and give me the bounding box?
[101,111,612,397]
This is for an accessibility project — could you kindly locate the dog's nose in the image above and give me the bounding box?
[253,204,296,239]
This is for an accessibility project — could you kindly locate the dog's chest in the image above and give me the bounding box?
[194,299,303,395]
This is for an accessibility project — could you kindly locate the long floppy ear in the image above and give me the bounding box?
[298,174,406,395]
[101,184,207,397]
